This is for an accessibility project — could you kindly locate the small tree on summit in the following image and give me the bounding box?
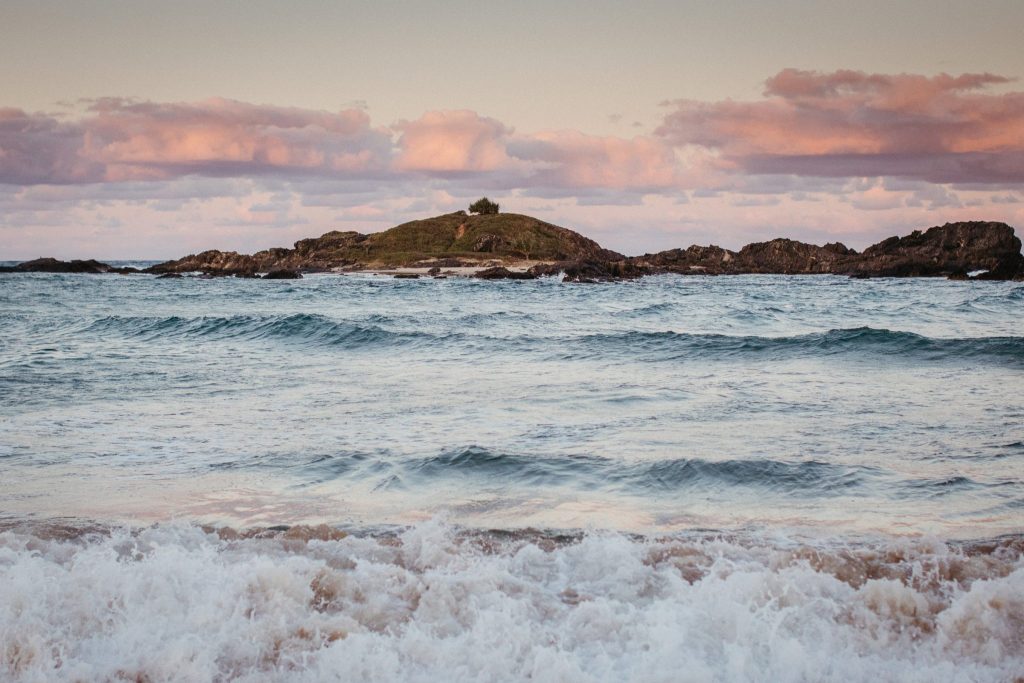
[468,197,499,215]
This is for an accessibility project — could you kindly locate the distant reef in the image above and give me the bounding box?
[4,213,1023,281]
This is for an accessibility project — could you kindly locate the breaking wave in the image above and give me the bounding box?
[0,520,1021,682]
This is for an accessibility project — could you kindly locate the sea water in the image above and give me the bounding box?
[0,271,1022,680]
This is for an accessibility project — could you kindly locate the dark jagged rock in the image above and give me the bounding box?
[157,272,183,279]
[734,239,853,274]
[622,221,1022,280]
[473,267,537,280]
[629,245,734,274]
[145,250,259,275]
[262,269,303,280]
[561,260,648,283]
[525,262,562,278]
[525,259,650,283]
[842,222,1024,279]
[393,273,420,279]
[629,239,852,276]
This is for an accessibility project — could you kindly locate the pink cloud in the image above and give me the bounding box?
[85,98,389,180]
[393,110,510,172]
[0,99,391,185]
[509,131,678,190]
[657,69,1024,184]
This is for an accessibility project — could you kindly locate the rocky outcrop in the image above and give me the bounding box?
[629,239,853,275]
[733,239,854,274]
[145,250,257,276]
[621,222,1022,280]
[841,222,1024,278]
[528,260,648,283]
[0,258,138,274]
[630,245,734,274]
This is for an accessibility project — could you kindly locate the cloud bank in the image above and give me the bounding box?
[1,70,1022,257]
[657,69,1024,185]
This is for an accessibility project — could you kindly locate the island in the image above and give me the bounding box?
[4,206,1023,281]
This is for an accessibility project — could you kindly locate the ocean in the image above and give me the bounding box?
[1,271,1022,681]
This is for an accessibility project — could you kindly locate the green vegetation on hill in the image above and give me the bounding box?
[146,210,622,273]
[348,211,614,265]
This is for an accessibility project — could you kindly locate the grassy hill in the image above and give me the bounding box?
[148,210,621,273]
[348,211,617,265]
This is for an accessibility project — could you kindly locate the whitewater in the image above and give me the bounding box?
[1,271,1022,681]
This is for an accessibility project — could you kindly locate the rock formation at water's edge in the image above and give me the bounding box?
[4,215,1022,280]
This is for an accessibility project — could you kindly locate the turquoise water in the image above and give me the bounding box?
[1,272,1022,680]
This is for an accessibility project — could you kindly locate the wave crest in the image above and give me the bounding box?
[84,313,438,348]
[82,317,1024,365]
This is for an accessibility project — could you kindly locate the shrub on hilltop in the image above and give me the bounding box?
[468,197,500,215]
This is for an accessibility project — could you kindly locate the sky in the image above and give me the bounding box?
[1,0,1023,259]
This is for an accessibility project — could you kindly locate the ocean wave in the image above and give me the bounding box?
[569,326,1024,363]
[83,314,440,348]
[294,447,873,496]
[0,520,1021,682]
[81,316,1024,365]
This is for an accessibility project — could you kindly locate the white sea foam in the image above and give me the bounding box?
[1,520,1021,682]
